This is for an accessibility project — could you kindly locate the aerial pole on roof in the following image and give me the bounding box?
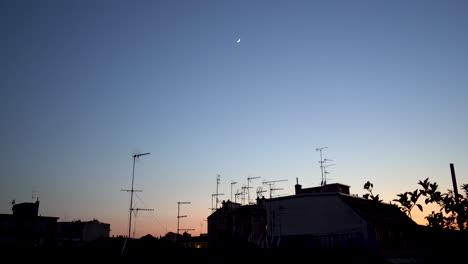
[230,180,237,201]
[323,160,336,186]
[121,152,150,238]
[256,186,267,199]
[120,152,150,256]
[235,189,241,204]
[263,180,288,199]
[316,147,327,185]
[177,201,194,242]
[247,176,260,204]
[211,175,224,212]
[216,174,220,209]
[241,185,249,205]
[132,207,154,238]
[316,147,335,186]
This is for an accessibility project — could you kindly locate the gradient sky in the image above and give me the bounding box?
[1,0,468,237]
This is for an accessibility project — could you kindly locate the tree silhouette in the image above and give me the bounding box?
[388,178,467,230]
[362,181,382,202]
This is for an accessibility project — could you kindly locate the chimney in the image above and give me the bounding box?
[295,177,302,195]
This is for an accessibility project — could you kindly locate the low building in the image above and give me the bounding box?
[0,200,58,247]
[208,180,418,255]
[57,219,110,244]
[179,234,208,248]
[265,190,416,251]
[208,199,267,248]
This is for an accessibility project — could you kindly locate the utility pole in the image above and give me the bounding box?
[121,152,150,238]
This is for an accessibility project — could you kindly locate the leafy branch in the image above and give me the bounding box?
[362,181,382,202]
[392,178,467,230]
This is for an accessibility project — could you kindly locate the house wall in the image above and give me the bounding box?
[82,222,110,242]
[265,194,368,249]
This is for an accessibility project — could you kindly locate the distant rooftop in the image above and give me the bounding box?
[295,182,350,195]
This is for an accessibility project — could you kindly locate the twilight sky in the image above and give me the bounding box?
[1,0,468,237]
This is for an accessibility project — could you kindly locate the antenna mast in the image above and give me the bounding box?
[263,180,288,198]
[230,181,237,201]
[316,147,327,185]
[323,160,336,185]
[241,185,249,205]
[234,189,241,204]
[211,174,224,212]
[31,190,39,202]
[216,174,220,209]
[247,176,260,204]
[121,152,150,238]
[132,208,154,238]
[177,201,194,242]
[316,147,335,186]
[256,186,267,199]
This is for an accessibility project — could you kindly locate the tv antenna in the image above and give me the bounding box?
[241,185,249,205]
[247,176,261,204]
[230,181,237,201]
[323,162,336,185]
[121,152,150,238]
[210,192,224,212]
[256,186,267,199]
[316,147,335,185]
[177,201,194,241]
[210,174,225,212]
[31,190,38,202]
[213,174,224,211]
[132,207,154,238]
[234,189,242,204]
[263,180,288,198]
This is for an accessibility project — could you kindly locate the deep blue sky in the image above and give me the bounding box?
[1,0,468,236]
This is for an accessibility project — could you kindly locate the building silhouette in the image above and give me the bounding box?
[57,219,110,246]
[208,181,417,255]
[0,200,58,247]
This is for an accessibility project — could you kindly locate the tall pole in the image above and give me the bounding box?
[247,176,260,204]
[177,202,180,237]
[247,177,250,204]
[231,181,237,201]
[319,149,324,185]
[177,201,191,241]
[316,147,327,186]
[450,163,460,205]
[450,163,463,230]
[126,152,150,238]
[216,174,220,209]
[128,155,136,238]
